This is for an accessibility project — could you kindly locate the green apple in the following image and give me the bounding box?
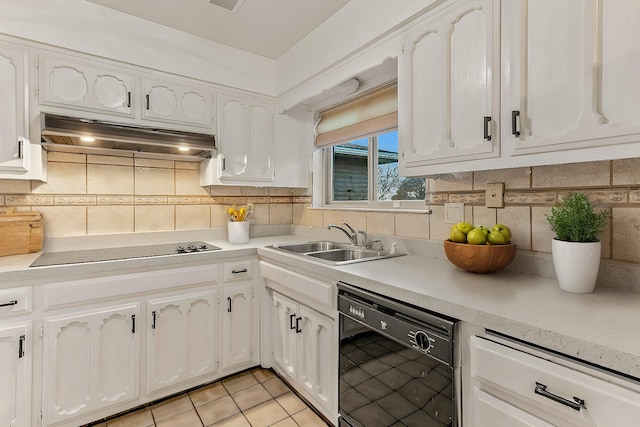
[467,228,487,245]
[492,224,512,242]
[478,225,490,237]
[449,227,467,243]
[488,230,507,245]
[455,222,474,235]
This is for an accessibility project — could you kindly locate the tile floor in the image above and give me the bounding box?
[88,368,330,427]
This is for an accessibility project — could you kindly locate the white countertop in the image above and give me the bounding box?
[1,233,638,380]
[257,245,640,380]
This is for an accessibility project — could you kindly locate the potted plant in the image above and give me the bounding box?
[546,193,609,293]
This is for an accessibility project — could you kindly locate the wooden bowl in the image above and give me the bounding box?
[444,240,517,273]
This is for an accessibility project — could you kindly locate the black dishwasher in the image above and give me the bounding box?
[338,282,458,427]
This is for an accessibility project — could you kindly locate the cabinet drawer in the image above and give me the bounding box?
[0,286,32,317]
[470,336,640,424]
[224,260,253,282]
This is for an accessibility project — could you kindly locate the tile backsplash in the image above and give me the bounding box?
[0,152,301,238]
[293,158,640,264]
[1,154,638,264]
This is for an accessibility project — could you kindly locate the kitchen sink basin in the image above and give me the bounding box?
[273,241,345,253]
[268,241,405,265]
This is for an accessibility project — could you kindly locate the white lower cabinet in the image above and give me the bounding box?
[221,282,253,371]
[271,291,335,418]
[467,335,640,426]
[146,289,218,394]
[0,321,31,427]
[43,303,139,426]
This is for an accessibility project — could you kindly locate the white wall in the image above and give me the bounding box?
[0,0,276,95]
[276,0,445,96]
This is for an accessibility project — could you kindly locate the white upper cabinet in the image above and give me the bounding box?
[0,42,30,173]
[216,92,275,182]
[504,0,640,155]
[141,76,215,129]
[40,54,134,117]
[399,0,499,172]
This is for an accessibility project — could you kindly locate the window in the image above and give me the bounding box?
[327,129,426,205]
[314,81,426,209]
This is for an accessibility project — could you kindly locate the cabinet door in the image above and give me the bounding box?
[142,77,215,129]
[147,289,218,394]
[218,93,275,182]
[43,304,139,425]
[40,54,134,117]
[221,282,253,370]
[271,292,298,378]
[505,0,640,155]
[0,43,29,172]
[297,305,334,415]
[0,322,31,427]
[399,0,499,172]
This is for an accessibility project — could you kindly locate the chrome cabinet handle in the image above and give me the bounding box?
[512,110,521,137]
[534,382,585,411]
[483,116,492,141]
[289,314,296,330]
[18,335,25,358]
[0,300,18,308]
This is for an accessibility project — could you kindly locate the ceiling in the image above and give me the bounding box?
[87,0,351,59]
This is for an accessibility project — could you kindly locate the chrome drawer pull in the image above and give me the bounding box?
[0,300,18,308]
[534,382,585,411]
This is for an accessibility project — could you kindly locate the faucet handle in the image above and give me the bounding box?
[357,230,368,248]
[342,222,356,235]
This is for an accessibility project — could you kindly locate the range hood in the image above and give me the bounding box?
[40,114,216,161]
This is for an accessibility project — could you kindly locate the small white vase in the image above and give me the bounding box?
[227,221,249,244]
[551,239,601,293]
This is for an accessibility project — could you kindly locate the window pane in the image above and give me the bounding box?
[332,139,369,201]
[377,130,425,201]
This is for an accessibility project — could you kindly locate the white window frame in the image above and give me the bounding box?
[312,129,427,211]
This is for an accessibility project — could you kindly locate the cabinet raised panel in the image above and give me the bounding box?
[217,93,275,182]
[41,55,134,117]
[0,44,29,172]
[146,290,218,394]
[142,77,214,128]
[271,290,335,418]
[43,304,139,425]
[272,292,298,378]
[222,282,253,370]
[505,0,640,155]
[399,0,499,172]
[298,305,333,412]
[0,322,31,427]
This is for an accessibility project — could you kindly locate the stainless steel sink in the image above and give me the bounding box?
[273,241,345,253]
[268,241,405,265]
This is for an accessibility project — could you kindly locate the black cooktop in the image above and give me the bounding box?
[30,241,221,267]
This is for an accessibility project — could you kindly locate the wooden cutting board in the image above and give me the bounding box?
[0,208,43,257]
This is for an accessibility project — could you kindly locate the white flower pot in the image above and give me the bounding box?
[551,239,601,293]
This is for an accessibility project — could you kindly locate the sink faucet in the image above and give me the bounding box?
[327,222,358,246]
